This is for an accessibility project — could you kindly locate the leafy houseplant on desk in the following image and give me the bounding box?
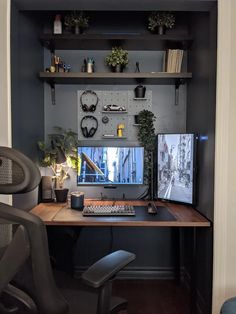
[105,47,129,73]
[38,127,79,202]
[137,110,156,199]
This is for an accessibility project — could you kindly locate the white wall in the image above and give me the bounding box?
[0,0,12,245]
[212,0,236,312]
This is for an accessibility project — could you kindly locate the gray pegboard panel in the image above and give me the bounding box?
[78,115,103,140]
[127,90,152,115]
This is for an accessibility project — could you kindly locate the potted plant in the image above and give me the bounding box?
[38,126,79,202]
[105,47,129,72]
[64,11,89,34]
[148,11,175,35]
[137,110,156,199]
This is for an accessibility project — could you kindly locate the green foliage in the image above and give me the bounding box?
[137,110,156,186]
[105,47,129,67]
[64,11,89,29]
[148,11,175,32]
[137,110,156,152]
[37,127,79,187]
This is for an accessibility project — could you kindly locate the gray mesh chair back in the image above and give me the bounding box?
[0,146,69,314]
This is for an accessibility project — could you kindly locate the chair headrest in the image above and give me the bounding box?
[0,146,41,194]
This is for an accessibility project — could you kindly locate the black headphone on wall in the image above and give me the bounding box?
[80,116,98,138]
[80,90,99,112]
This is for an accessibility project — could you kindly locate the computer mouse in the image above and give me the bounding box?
[147,202,157,215]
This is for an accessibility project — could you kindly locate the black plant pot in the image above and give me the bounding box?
[54,188,69,203]
[111,65,124,73]
[134,85,146,98]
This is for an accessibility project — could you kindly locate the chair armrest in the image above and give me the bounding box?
[82,250,135,288]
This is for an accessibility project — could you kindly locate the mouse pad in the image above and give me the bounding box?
[133,206,176,221]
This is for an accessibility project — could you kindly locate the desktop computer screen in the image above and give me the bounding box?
[77,146,144,185]
[156,133,196,205]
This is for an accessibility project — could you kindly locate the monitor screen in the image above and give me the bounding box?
[77,146,144,185]
[156,133,196,204]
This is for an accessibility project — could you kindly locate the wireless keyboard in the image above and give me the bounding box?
[82,205,135,216]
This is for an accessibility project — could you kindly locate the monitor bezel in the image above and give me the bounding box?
[154,132,197,206]
[77,144,145,186]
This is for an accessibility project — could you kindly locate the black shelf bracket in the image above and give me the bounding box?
[49,82,56,105]
[174,79,186,106]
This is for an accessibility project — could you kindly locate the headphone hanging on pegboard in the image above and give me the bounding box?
[80,90,99,112]
[80,116,98,138]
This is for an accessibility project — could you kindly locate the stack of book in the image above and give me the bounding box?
[163,49,184,73]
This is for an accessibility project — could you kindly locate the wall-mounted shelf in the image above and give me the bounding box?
[40,33,193,51]
[133,98,148,100]
[102,135,127,139]
[39,72,192,85]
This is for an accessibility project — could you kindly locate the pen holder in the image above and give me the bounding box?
[70,192,85,211]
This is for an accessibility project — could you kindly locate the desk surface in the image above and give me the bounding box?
[31,200,211,227]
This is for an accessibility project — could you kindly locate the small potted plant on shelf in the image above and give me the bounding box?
[38,126,79,202]
[64,11,89,34]
[105,47,129,72]
[137,110,156,199]
[148,11,175,35]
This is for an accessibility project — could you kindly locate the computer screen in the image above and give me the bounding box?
[156,133,196,205]
[77,146,144,185]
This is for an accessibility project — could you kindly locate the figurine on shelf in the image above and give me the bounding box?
[135,62,140,73]
[117,124,125,137]
[87,58,95,73]
[53,14,62,34]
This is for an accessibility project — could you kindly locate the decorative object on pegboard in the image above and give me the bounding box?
[117,124,125,137]
[64,11,89,34]
[105,47,129,72]
[134,84,146,98]
[80,116,98,138]
[80,90,99,112]
[103,104,126,112]
[102,116,109,124]
[135,62,140,73]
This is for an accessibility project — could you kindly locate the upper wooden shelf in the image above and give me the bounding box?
[40,33,193,51]
[39,72,192,85]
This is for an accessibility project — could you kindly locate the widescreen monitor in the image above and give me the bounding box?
[77,146,144,185]
[156,133,196,205]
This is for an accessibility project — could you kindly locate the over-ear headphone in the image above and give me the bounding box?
[80,116,98,138]
[80,90,99,112]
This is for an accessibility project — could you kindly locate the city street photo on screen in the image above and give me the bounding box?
[157,133,195,204]
[77,146,144,185]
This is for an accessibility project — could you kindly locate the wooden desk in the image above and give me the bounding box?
[31,200,210,314]
[31,200,211,227]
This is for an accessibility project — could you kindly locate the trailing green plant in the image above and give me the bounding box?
[148,11,175,32]
[38,126,79,188]
[64,11,89,30]
[137,110,156,187]
[105,47,129,67]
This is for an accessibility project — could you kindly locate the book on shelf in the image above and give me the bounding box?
[163,49,184,73]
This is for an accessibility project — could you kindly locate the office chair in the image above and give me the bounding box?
[0,146,135,314]
[221,297,236,314]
